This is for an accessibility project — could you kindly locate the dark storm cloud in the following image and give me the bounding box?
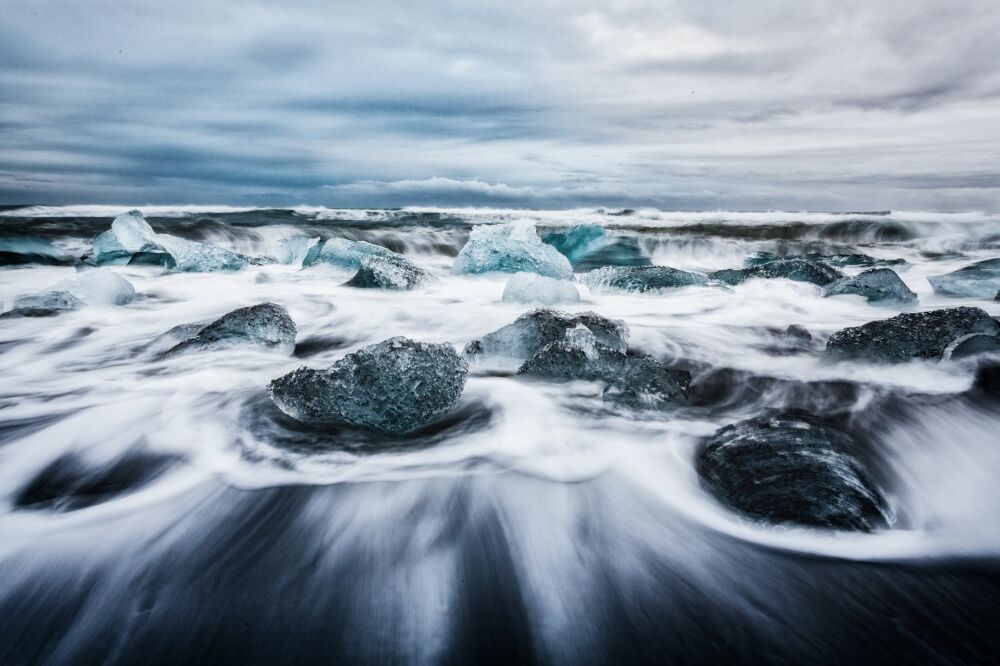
[1,0,999,210]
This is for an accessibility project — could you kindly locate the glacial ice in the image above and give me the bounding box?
[276,236,322,266]
[697,409,890,531]
[0,238,71,266]
[305,238,397,270]
[928,258,1000,299]
[465,309,628,364]
[585,266,708,293]
[166,303,297,356]
[824,268,917,304]
[543,225,651,270]
[92,210,262,271]
[345,253,429,290]
[268,337,469,433]
[710,258,844,286]
[452,223,573,279]
[52,270,136,305]
[501,273,580,305]
[826,306,1000,362]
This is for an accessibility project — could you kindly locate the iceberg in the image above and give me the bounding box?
[824,268,917,304]
[344,253,429,290]
[826,306,1000,362]
[452,223,573,279]
[928,258,1000,299]
[465,309,628,364]
[91,210,262,271]
[165,303,297,356]
[697,410,890,531]
[276,236,322,266]
[585,266,708,293]
[305,238,397,270]
[501,273,580,305]
[268,337,469,433]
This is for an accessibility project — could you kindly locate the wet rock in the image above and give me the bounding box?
[584,265,708,293]
[501,273,580,305]
[15,450,179,512]
[948,334,1000,360]
[452,222,573,278]
[165,303,296,355]
[465,309,628,364]
[826,306,1000,362]
[710,258,844,286]
[268,337,469,434]
[785,324,812,341]
[824,268,917,304]
[601,354,691,409]
[697,410,891,531]
[344,253,428,290]
[928,258,1000,299]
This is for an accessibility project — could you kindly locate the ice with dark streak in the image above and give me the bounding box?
[824,268,918,304]
[464,308,628,364]
[344,253,429,290]
[304,237,398,270]
[452,222,573,278]
[928,258,1000,299]
[268,337,469,434]
[165,302,297,356]
[826,306,1000,362]
[697,409,891,532]
[543,224,651,270]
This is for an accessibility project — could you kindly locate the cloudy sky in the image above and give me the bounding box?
[2,0,999,210]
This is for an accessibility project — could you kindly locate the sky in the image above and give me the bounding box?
[1,0,999,210]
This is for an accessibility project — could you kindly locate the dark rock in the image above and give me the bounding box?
[826,306,1000,362]
[824,268,917,304]
[166,302,296,356]
[928,258,1000,298]
[746,251,904,268]
[710,258,844,286]
[602,354,691,409]
[584,265,708,293]
[697,410,891,531]
[785,324,812,341]
[465,309,628,363]
[344,253,428,290]
[268,337,469,434]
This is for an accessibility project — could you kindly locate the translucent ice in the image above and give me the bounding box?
[452,223,573,278]
[2,291,83,318]
[465,309,628,364]
[824,268,917,304]
[305,238,397,270]
[276,236,322,266]
[268,337,469,433]
[51,269,136,305]
[166,303,297,356]
[543,225,650,270]
[928,258,1000,299]
[501,273,580,305]
[543,225,606,262]
[344,253,429,290]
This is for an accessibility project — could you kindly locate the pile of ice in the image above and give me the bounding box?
[501,273,580,305]
[91,210,266,271]
[452,222,573,278]
[268,337,469,434]
[164,303,297,356]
